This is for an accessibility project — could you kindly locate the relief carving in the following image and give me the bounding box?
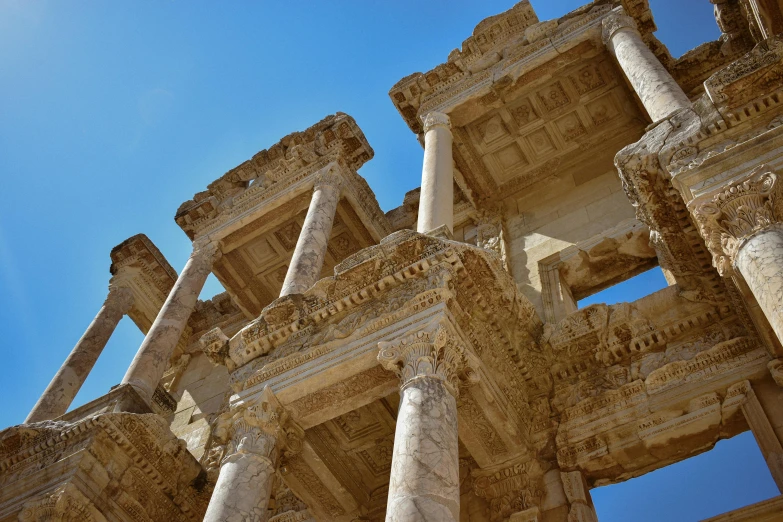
[691,166,782,275]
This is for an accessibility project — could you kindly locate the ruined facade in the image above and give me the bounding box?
[4,0,783,520]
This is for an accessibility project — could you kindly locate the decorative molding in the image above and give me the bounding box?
[212,387,303,466]
[421,111,451,133]
[377,322,479,397]
[601,10,638,44]
[691,166,782,275]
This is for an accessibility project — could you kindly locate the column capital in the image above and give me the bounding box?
[192,238,223,264]
[378,323,479,397]
[421,111,452,133]
[214,387,303,466]
[602,10,639,44]
[769,359,783,387]
[105,284,135,315]
[312,163,344,192]
[691,165,783,275]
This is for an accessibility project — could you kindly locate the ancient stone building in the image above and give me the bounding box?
[4,0,783,520]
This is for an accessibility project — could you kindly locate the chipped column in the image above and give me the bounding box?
[602,9,691,122]
[204,387,303,522]
[120,239,221,408]
[417,112,454,235]
[26,285,134,422]
[280,165,343,297]
[378,325,475,522]
[692,167,783,347]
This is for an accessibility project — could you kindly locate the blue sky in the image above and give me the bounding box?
[0,1,776,519]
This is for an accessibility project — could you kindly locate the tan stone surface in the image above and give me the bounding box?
[11,1,783,521]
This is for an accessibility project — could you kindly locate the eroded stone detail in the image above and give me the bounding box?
[204,387,303,522]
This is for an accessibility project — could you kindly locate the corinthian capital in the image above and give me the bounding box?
[192,238,223,265]
[421,111,451,133]
[213,386,303,466]
[602,10,639,44]
[691,166,782,275]
[377,324,478,397]
[106,284,135,315]
[313,163,344,192]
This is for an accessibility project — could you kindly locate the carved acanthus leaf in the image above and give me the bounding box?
[691,166,782,275]
[377,323,479,397]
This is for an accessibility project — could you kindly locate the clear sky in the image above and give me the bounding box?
[0,0,777,520]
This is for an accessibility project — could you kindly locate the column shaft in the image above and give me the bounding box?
[26,286,134,423]
[280,171,342,297]
[379,327,469,522]
[741,378,783,492]
[603,12,691,121]
[204,453,276,522]
[120,241,219,407]
[387,376,460,522]
[417,112,454,234]
[735,227,783,345]
[204,387,300,522]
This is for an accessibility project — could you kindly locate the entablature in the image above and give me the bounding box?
[174,112,388,243]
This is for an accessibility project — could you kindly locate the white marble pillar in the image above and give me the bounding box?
[26,285,134,423]
[417,112,454,235]
[204,388,302,522]
[692,167,783,347]
[205,429,278,522]
[120,240,220,407]
[602,10,691,122]
[280,167,343,297]
[735,227,783,344]
[378,327,470,522]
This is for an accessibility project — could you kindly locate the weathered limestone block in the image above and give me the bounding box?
[0,413,208,521]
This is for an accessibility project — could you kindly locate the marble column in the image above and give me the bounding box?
[735,227,783,344]
[417,112,454,235]
[692,167,783,347]
[378,327,469,522]
[26,285,134,423]
[280,167,342,297]
[602,10,691,122]
[120,240,221,408]
[731,379,783,492]
[204,387,302,522]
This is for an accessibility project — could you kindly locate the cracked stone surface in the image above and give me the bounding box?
[280,178,341,297]
[603,12,690,121]
[204,452,275,522]
[121,241,219,406]
[736,227,783,346]
[26,286,134,422]
[386,376,460,522]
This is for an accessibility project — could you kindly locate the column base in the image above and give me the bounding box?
[423,224,453,240]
